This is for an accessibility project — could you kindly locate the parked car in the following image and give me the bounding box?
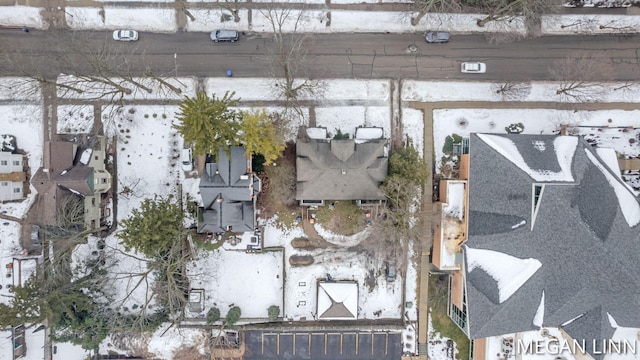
[30,225,41,245]
[425,31,450,43]
[461,62,486,73]
[181,148,193,172]
[210,29,239,43]
[385,261,397,282]
[112,30,139,42]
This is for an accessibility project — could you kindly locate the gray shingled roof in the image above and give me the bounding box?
[198,146,260,233]
[464,133,640,358]
[296,138,387,201]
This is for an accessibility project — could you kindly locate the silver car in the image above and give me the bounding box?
[113,30,139,42]
[461,62,486,73]
[210,29,239,43]
[425,31,450,43]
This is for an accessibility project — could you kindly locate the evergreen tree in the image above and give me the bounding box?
[173,92,242,157]
[118,196,185,257]
[388,145,429,186]
[225,306,241,326]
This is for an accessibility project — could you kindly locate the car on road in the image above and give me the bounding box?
[461,62,486,73]
[30,225,41,245]
[210,29,239,43]
[181,148,193,172]
[385,261,397,282]
[112,30,139,42]
[425,31,450,43]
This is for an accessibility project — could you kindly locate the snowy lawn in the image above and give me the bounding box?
[66,7,176,32]
[105,105,183,218]
[185,9,250,32]
[186,248,284,320]
[0,6,43,28]
[57,104,95,134]
[315,106,390,139]
[402,107,425,156]
[58,76,196,101]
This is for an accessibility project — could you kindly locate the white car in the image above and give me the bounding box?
[113,30,139,42]
[461,62,486,73]
[181,148,193,172]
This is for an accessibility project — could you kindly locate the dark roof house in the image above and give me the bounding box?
[462,133,640,358]
[296,128,388,204]
[198,146,261,233]
[31,138,111,229]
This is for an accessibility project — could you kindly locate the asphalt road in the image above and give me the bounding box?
[2,29,640,81]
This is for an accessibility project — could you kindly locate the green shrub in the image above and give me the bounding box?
[333,129,350,140]
[268,305,280,321]
[225,306,241,326]
[206,307,220,325]
[442,134,462,155]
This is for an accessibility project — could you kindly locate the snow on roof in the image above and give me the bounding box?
[317,281,358,320]
[595,147,628,183]
[79,148,92,165]
[585,149,640,227]
[465,247,542,304]
[533,291,544,328]
[443,182,465,220]
[306,127,327,140]
[477,134,577,182]
[355,127,384,140]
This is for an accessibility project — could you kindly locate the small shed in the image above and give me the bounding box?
[317,281,358,320]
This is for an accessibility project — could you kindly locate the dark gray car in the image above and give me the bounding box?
[30,225,41,245]
[425,31,451,43]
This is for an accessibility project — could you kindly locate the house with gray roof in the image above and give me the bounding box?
[440,133,640,360]
[197,146,261,234]
[296,127,388,206]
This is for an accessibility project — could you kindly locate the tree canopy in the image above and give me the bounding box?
[240,109,286,164]
[175,92,286,162]
[174,92,242,157]
[388,145,429,186]
[118,196,185,257]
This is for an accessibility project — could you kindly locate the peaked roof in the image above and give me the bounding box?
[317,281,358,320]
[296,137,388,201]
[464,133,640,358]
[198,146,260,233]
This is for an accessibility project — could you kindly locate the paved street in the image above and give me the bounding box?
[2,30,640,81]
[243,330,402,360]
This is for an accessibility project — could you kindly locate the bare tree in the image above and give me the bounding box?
[217,0,242,22]
[57,193,86,227]
[259,2,326,120]
[101,235,192,333]
[409,0,464,26]
[0,30,182,105]
[492,81,532,101]
[476,0,561,29]
[549,55,615,102]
